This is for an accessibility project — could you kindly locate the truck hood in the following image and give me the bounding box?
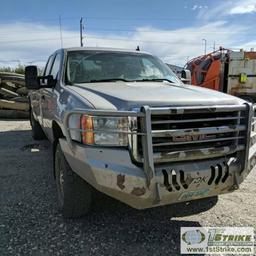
[70,81,244,110]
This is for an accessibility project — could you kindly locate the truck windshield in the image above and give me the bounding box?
[66,51,182,85]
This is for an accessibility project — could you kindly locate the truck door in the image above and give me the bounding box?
[41,53,62,139]
[31,55,54,126]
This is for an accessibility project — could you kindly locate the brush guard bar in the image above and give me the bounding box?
[63,104,255,187]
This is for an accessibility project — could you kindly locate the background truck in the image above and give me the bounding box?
[185,48,256,102]
[25,47,256,218]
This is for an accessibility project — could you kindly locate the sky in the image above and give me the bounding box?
[0,0,255,67]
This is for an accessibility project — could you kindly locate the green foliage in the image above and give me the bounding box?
[0,64,25,74]
[0,66,12,73]
[14,64,25,74]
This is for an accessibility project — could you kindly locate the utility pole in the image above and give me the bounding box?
[202,39,207,55]
[80,17,84,47]
[59,15,63,48]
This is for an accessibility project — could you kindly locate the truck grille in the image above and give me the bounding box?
[135,105,248,163]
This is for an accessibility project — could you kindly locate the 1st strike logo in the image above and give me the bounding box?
[172,134,216,142]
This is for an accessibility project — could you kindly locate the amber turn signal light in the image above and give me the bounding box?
[81,115,94,145]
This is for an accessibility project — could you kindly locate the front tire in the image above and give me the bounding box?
[54,143,92,218]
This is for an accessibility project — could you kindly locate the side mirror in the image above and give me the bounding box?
[181,69,192,84]
[25,65,39,90]
[41,75,57,87]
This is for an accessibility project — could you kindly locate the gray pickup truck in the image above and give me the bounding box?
[25,47,256,218]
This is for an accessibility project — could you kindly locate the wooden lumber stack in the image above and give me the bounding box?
[0,72,29,119]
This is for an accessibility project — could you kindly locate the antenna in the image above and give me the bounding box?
[80,17,84,47]
[59,15,63,48]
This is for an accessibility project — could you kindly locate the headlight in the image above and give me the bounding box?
[81,115,129,146]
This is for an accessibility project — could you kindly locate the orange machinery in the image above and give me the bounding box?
[185,48,256,102]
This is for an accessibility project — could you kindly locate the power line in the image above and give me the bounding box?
[0,33,251,50]
[1,14,253,30]
[0,35,206,45]
[0,35,246,50]
[85,27,249,35]
[0,16,203,23]
[0,27,250,37]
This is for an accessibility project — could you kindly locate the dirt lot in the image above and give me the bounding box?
[0,120,255,256]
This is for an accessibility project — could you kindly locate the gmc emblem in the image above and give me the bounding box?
[172,134,216,142]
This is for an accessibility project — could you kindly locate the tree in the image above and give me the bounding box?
[14,64,25,75]
[0,66,12,73]
[0,64,25,74]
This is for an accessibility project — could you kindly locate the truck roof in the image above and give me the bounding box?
[63,47,150,55]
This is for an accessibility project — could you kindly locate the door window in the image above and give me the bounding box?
[50,53,61,79]
[44,55,54,76]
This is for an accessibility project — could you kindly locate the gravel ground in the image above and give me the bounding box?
[0,120,255,256]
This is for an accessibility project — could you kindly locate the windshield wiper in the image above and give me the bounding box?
[85,78,130,83]
[135,78,176,84]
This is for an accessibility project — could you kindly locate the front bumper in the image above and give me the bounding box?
[59,138,254,209]
[60,104,256,209]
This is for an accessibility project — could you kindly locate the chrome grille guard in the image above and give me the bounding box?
[63,104,254,187]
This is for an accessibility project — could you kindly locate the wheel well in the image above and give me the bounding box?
[52,121,65,179]
[52,121,64,141]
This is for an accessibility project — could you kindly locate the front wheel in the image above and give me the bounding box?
[54,143,92,218]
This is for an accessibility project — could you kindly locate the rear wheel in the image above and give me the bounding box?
[30,110,46,140]
[54,143,92,218]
